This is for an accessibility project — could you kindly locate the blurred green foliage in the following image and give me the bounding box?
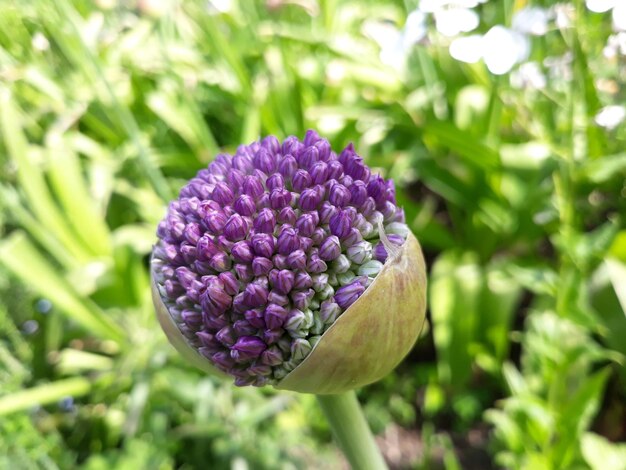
[0,0,625,469]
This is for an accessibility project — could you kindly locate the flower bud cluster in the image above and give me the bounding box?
[152,131,408,386]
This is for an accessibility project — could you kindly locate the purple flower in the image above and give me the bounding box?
[152,131,409,387]
[334,278,367,309]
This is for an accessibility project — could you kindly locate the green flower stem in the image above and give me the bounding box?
[316,391,387,470]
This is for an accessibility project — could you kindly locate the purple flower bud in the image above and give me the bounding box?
[277,227,300,255]
[329,210,352,238]
[270,269,295,295]
[306,254,328,273]
[278,155,298,178]
[243,175,264,199]
[328,160,343,179]
[299,236,314,252]
[278,206,297,225]
[311,227,326,246]
[212,182,234,205]
[272,254,289,269]
[234,194,256,216]
[233,319,258,336]
[175,267,197,290]
[231,240,254,263]
[295,214,316,237]
[358,260,384,277]
[254,208,276,234]
[267,173,285,190]
[287,250,307,270]
[331,254,351,273]
[214,235,234,252]
[342,228,363,247]
[261,346,283,366]
[181,309,203,328]
[291,338,313,362]
[347,241,372,265]
[270,188,292,209]
[244,308,266,328]
[367,176,385,200]
[196,235,217,260]
[216,326,236,347]
[303,129,321,146]
[197,331,221,350]
[257,193,270,209]
[219,272,239,296]
[285,308,307,332]
[252,257,273,276]
[264,303,289,329]
[282,136,301,155]
[310,161,329,185]
[251,233,275,258]
[268,290,289,306]
[299,187,321,211]
[320,300,341,324]
[314,139,331,161]
[231,336,267,361]
[263,328,284,345]
[294,272,313,290]
[253,148,276,174]
[292,289,315,311]
[235,263,253,282]
[262,135,281,154]
[311,273,329,292]
[334,278,366,309]
[205,211,228,235]
[183,223,201,244]
[373,234,404,262]
[299,146,319,170]
[319,236,341,261]
[292,170,312,192]
[248,363,272,376]
[227,168,246,189]
[329,184,351,207]
[319,202,338,224]
[208,252,232,272]
[243,283,268,307]
[211,351,235,369]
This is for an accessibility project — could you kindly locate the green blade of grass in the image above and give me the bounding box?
[0,86,92,262]
[0,377,91,416]
[46,135,112,257]
[0,232,124,342]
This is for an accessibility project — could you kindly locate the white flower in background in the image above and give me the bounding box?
[613,4,626,31]
[585,0,626,31]
[419,0,484,37]
[450,25,529,75]
[543,52,573,81]
[435,8,479,36]
[419,0,487,12]
[207,0,232,14]
[594,105,626,129]
[512,7,550,36]
[552,3,574,29]
[482,26,530,74]
[603,32,626,57]
[510,61,547,90]
[449,34,483,63]
[586,0,617,13]
[365,10,427,69]
[31,32,50,52]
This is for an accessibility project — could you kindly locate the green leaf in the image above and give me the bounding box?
[0,232,124,341]
[581,433,626,470]
[0,377,91,416]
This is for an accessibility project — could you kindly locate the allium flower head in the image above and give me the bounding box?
[152,131,425,391]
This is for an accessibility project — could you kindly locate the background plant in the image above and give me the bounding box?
[0,0,625,469]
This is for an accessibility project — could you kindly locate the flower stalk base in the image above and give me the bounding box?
[316,391,387,470]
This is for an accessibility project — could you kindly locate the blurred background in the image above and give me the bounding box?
[1,0,625,468]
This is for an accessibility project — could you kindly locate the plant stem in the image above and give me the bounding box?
[316,391,388,470]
